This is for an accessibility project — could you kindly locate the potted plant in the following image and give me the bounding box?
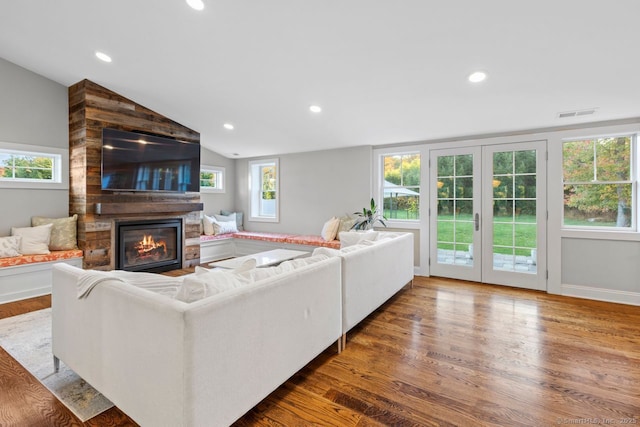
[352,198,387,230]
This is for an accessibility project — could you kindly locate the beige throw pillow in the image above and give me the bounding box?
[31,214,78,250]
[336,215,357,240]
[11,224,53,255]
[320,217,340,241]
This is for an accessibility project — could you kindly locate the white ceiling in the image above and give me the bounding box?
[1,1,639,158]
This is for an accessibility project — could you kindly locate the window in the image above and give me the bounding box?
[199,165,225,193]
[249,158,279,222]
[382,153,420,220]
[0,142,67,189]
[562,135,634,229]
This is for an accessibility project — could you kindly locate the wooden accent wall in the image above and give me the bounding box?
[69,79,202,270]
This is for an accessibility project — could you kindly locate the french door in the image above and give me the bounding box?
[429,141,547,290]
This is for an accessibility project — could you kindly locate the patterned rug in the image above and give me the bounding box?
[0,308,114,422]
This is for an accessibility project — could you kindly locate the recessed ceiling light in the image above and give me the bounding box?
[95,51,112,63]
[186,0,204,10]
[309,105,322,113]
[223,123,234,130]
[468,71,487,83]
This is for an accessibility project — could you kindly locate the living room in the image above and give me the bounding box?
[1,2,639,426]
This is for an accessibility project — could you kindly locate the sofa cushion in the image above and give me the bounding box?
[238,254,329,282]
[312,247,341,258]
[0,249,84,268]
[339,230,379,248]
[31,214,78,250]
[11,224,53,255]
[175,259,255,303]
[0,236,21,258]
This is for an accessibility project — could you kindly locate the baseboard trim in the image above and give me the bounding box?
[561,283,640,306]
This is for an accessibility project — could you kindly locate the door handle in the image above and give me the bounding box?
[474,213,480,231]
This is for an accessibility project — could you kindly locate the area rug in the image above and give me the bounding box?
[0,308,114,421]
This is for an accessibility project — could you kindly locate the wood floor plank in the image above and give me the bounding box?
[1,275,639,426]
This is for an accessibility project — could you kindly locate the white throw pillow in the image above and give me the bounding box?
[214,220,238,235]
[0,236,21,258]
[204,214,238,235]
[214,212,236,224]
[220,210,244,231]
[338,230,379,248]
[11,224,53,255]
[320,217,340,241]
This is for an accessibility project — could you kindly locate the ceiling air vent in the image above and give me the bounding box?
[558,108,597,119]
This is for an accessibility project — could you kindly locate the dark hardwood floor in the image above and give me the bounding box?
[1,275,639,426]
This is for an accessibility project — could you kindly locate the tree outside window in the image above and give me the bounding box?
[0,151,56,181]
[200,166,224,193]
[563,136,633,228]
[383,153,420,220]
[249,158,279,222]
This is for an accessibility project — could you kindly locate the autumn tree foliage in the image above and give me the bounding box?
[563,136,631,227]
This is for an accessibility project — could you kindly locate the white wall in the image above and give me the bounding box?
[235,146,372,235]
[200,146,236,215]
[0,58,69,235]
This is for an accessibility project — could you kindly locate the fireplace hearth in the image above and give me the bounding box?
[116,219,182,272]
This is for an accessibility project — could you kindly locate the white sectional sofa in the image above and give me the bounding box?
[336,231,414,347]
[52,256,342,427]
[50,230,414,426]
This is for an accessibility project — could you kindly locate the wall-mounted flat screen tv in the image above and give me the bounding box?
[101,128,200,193]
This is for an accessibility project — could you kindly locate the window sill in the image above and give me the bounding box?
[561,229,640,242]
[384,219,421,229]
[200,188,225,194]
[248,216,279,223]
[0,181,68,190]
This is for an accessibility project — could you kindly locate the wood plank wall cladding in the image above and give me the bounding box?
[68,79,202,270]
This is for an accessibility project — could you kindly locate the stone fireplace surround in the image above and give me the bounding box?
[68,79,203,271]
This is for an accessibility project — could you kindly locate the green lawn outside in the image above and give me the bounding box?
[388,210,620,255]
[436,214,537,256]
[384,209,419,220]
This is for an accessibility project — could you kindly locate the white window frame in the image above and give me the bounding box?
[375,149,422,226]
[199,165,225,193]
[249,158,279,222]
[561,132,636,233]
[0,141,68,190]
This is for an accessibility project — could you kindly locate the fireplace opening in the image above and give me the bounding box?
[116,219,182,273]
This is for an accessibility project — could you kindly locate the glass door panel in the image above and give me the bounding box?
[482,141,546,290]
[430,141,546,291]
[430,147,481,282]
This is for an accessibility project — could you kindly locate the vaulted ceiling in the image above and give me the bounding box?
[1,1,638,158]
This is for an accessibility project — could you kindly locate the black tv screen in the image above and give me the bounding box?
[101,128,200,193]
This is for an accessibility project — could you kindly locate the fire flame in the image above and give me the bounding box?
[135,234,167,254]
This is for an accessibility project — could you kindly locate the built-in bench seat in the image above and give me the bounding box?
[0,249,84,303]
[200,231,340,263]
